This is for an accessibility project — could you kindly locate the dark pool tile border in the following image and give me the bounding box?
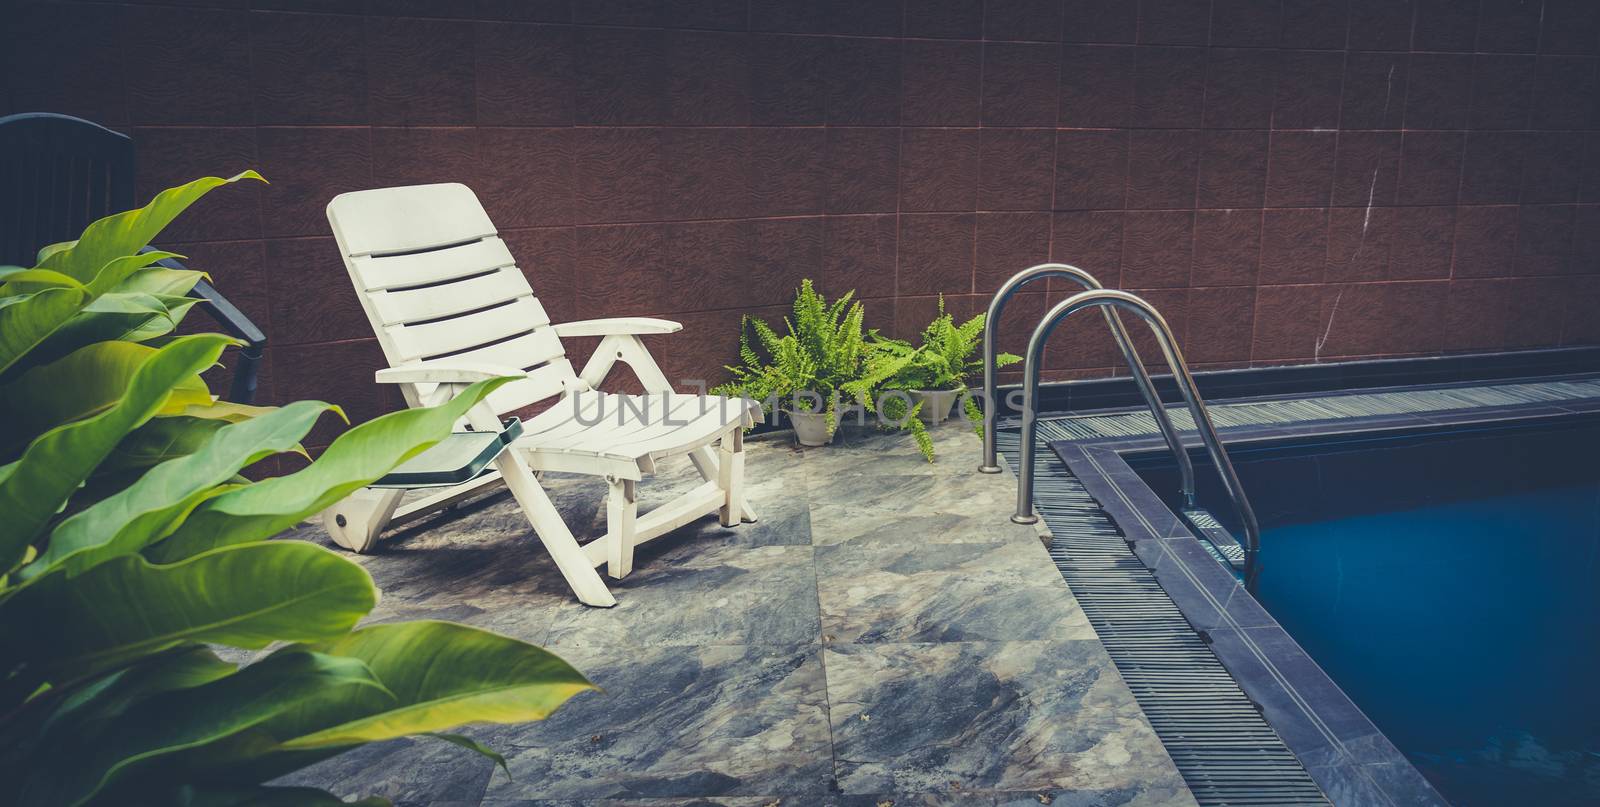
[1042,394,1600,807]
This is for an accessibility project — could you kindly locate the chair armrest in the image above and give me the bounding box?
[375,364,528,385]
[552,317,682,338]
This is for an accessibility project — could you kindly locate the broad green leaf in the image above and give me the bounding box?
[0,334,231,569]
[26,401,341,580]
[0,285,90,377]
[0,268,87,293]
[86,250,182,297]
[98,416,230,477]
[19,650,390,807]
[0,541,377,682]
[117,267,206,297]
[281,621,590,748]
[172,400,279,424]
[150,377,513,562]
[0,648,236,784]
[35,240,74,263]
[25,292,203,371]
[426,732,509,778]
[160,623,585,787]
[39,646,236,738]
[121,295,203,342]
[0,544,36,588]
[0,339,215,454]
[36,172,263,284]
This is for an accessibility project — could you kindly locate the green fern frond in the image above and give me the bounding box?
[906,409,934,462]
[963,393,985,438]
[737,318,761,367]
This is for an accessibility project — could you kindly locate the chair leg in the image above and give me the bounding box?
[606,476,638,579]
[495,451,617,608]
[690,444,758,523]
[323,488,404,553]
[717,431,745,528]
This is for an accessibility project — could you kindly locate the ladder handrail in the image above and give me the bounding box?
[980,263,1197,507]
[1012,289,1261,590]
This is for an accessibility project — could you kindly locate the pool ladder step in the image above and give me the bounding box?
[1181,507,1249,574]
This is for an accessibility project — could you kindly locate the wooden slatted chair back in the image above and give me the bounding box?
[326,183,580,414]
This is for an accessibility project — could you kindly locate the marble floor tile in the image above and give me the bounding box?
[826,790,1193,806]
[544,540,819,648]
[414,789,1192,806]
[823,641,1188,797]
[811,508,1040,547]
[814,447,944,478]
[802,421,988,474]
[272,733,498,803]
[992,787,1197,806]
[815,542,1092,644]
[480,644,833,801]
[808,472,1038,547]
[482,799,780,806]
[827,793,1001,806]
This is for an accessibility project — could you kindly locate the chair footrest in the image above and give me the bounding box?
[581,480,725,567]
[370,417,524,489]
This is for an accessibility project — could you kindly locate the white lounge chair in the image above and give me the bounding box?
[321,183,760,607]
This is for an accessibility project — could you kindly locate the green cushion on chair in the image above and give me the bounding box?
[369,418,523,489]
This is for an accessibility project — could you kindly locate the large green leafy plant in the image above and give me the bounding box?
[713,280,931,456]
[0,174,590,806]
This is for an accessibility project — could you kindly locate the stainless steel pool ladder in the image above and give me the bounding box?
[981,271,1262,588]
[980,264,1196,505]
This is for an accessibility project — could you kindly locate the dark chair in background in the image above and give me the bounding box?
[0,112,266,403]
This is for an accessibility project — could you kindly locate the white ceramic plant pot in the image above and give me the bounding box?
[786,410,834,446]
[910,389,961,425]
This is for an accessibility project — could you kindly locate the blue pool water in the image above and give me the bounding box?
[1137,420,1600,805]
[1260,486,1600,806]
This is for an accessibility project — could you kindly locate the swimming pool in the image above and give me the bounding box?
[1131,418,1600,806]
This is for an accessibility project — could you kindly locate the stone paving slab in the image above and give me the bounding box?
[280,422,1195,806]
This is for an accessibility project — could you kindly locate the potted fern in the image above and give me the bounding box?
[715,280,930,454]
[714,280,871,445]
[881,297,1021,426]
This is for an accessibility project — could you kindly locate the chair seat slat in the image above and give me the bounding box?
[523,392,748,462]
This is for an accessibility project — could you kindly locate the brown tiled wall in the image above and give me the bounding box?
[8,0,1600,435]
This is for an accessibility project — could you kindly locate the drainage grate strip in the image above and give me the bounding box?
[999,426,1330,806]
